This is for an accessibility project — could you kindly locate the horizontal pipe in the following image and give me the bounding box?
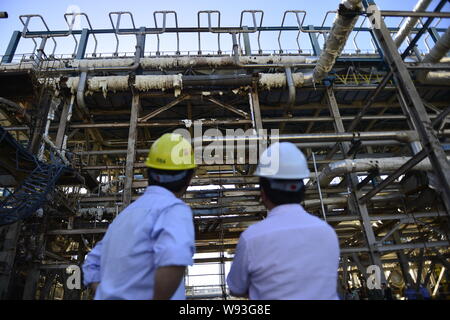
[417,27,450,85]
[316,156,450,187]
[195,131,417,144]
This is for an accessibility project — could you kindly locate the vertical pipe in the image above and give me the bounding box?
[123,94,140,208]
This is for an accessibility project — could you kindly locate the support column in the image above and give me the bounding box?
[123,94,140,208]
[1,31,21,64]
[307,25,322,56]
[325,86,386,283]
[75,28,89,60]
[242,26,251,56]
[28,93,52,155]
[248,83,264,174]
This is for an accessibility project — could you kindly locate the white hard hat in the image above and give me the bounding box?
[254,142,310,179]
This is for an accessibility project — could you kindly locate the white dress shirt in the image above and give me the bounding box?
[82,186,195,300]
[227,204,340,300]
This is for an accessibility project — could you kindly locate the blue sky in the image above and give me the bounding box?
[0,0,448,57]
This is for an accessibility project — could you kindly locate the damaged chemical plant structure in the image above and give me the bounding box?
[1,0,450,300]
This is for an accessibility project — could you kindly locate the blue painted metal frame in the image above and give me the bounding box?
[3,19,447,63]
[75,28,89,59]
[307,25,322,56]
[1,31,21,63]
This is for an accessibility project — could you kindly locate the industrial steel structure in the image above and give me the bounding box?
[0,0,449,299]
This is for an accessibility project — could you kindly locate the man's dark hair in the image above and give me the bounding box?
[260,177,305,205]
[147,168,194,193]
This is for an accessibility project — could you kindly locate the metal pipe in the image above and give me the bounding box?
[304,193,405,208]
[76,72,88,110]
[393,0,432,48]
[316,156,450,187]
[284,67,296,112]
[417,27,450,84]
[24,55,318,74]
[195,131,416,144]
[308,0,362,84]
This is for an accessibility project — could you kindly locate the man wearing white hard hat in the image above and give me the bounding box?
[227,142,340,300]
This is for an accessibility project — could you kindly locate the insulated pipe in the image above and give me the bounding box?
[317,156,443,187]
[30,55,318,73]
[76,72,88,110]
[230,33,318,69]
[417,27,450,84]
[253,0,362,87]
[303,193,405,208]
[393,0,433,48]
[421,27,450,64]
[285,67,296,112]
[308,0,363,84]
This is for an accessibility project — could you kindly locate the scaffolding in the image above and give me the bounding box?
[0,0,450,300]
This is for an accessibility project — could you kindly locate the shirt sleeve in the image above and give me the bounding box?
[151,203,195,268]
[226,235,250,296]
[82,239,103,286]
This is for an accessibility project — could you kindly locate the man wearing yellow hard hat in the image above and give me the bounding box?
[82,133,196,300]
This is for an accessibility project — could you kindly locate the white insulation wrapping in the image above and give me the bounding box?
[63,76,129,97]
[312,0,362,81]
[88,76,129,97]
[258,73,306,90]
[393,0,432,48]
[418,27,450,85]
[140,55,314,70]
[318,157,435,187]
[63,75,185,96]
[134,74,183,96]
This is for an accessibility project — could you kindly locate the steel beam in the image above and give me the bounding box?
[138,94,189,122]
[325,86,387,282]
[380,10,450,18]
[307,25,322,56]
[365,0,450,215]
[206,97,249,119]
[393,231,414,286]
[75,28,89,60]
[1,31,21,64]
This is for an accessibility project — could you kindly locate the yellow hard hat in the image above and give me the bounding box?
[145,133,197,170]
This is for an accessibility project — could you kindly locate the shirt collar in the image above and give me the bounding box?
[268,203,305,217]
[144,185,177,198]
